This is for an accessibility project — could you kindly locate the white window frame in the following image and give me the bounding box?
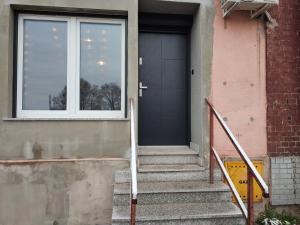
[17,14,126,119]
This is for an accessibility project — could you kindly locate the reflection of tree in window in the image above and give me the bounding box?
[49,79,121,111]
[49,86,67,110]
[80,78,121,110]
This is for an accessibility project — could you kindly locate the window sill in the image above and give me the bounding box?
[2,117,130,121]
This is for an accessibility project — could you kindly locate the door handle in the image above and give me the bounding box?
[139,82,148,89]
[139,82,148,97]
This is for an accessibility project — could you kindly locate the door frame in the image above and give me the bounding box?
[138,13,192,146]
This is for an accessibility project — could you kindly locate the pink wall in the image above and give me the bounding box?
[211,0,267,158]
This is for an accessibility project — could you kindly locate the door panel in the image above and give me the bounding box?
[138,32,188,145]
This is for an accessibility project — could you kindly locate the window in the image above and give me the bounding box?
[17,14,126,118]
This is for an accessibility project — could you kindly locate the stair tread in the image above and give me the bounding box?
[139,164,205,172]
[138,147,198,156]
[112,202,243,221]
[114,181,229,194]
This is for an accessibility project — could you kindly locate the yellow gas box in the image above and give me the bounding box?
[224,161,263,203]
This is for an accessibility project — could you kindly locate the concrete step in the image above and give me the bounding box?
[138,146,199,165]
[112,202,245,225]
[139,149,199,165]
[113,181,232,206]
[115,169,204,183]
[114,168,221,183]
[139,164,204,173]
[138,146,191,152]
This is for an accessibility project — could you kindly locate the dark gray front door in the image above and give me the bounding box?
[138,32,188,145]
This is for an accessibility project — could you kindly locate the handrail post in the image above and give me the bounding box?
[247,169,254,225]
[209,107,214,184]
[130,198,137,225]
[129,99,137,225]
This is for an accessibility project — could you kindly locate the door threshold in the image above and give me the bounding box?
[138,145,190,149]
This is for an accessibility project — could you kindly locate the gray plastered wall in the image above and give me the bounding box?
[0,160,129,225]
[190,1,214,167]
[0,0,138,224]
[0,0,138,160]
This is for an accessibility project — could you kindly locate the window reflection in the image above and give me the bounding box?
[50,86,67,110]
[80,79,121,110]
[22,20,67,110]
[80,22,122,110]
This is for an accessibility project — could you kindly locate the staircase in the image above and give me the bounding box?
[111,146,245,225]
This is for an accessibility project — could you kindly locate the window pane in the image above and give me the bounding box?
[80,22,122,111]
[22,19,68,110]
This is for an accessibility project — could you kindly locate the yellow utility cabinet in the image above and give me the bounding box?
[224,161,263,202]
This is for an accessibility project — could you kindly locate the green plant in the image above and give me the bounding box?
[256,205,300,225]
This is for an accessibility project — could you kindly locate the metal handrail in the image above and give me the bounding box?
[206,99,269,195]
[206,98,269,225]
[130,98,137,225]
[211,146,248,218]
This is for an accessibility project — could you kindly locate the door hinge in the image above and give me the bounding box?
[139,57,143,66]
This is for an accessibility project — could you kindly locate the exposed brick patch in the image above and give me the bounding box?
[267,1,300,156]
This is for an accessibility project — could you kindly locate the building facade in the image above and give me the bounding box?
[0,0,298,224]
